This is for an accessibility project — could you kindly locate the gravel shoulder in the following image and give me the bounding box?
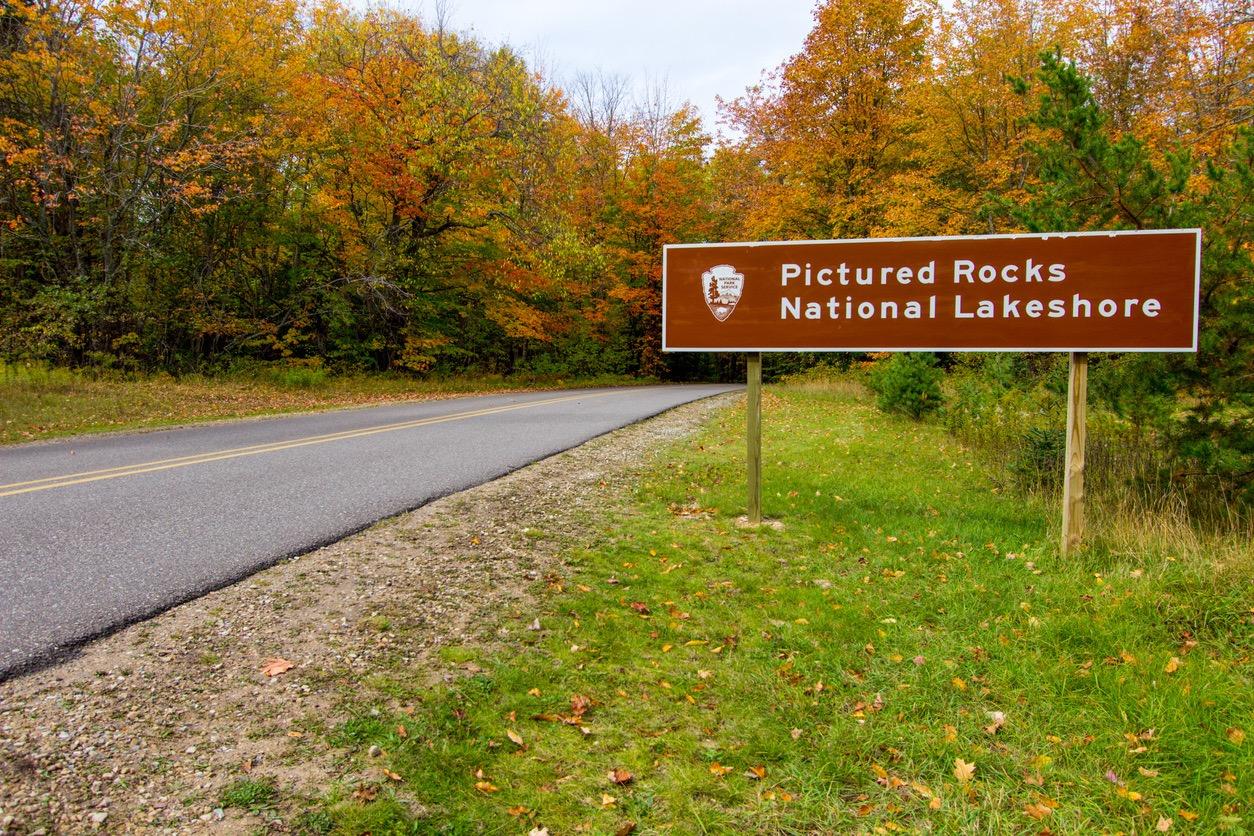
[0,394,736,834]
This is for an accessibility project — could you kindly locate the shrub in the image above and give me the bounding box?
[869,353,944,419]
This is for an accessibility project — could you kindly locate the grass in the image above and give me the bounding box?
[310,384,1250,833]
[0,361,647,445]
[221,777,278,811]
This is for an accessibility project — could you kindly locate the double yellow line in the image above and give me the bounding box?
[0,391,615,499]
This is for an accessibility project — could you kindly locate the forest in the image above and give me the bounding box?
[1,0,1250,506]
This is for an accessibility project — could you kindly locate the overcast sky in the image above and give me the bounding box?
[365,0,818,137]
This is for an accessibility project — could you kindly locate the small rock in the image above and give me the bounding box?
[213,808,225,821]
[368,745,381,757]
[89,811,108,826]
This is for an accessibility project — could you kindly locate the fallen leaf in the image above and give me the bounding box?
[709,762,733,777]
[745,765,766,780]
[608,768,633,785]
[629,601,651,614]
[261,658,295,677]
[529,828,551,836]
[953,758,975,785]
[1024,802,1052,820]
[943,724,958,743]
[395,724,407,738]
[570,694,591,717]
[951,677,968,691]
[912,655,926,666]
[1227,727,1246,745]
[791,728,803,741]
[1178,810,1198,822]
[615,824,637,836]
[1156,817,1173,832]
[600,793,617,808]
[352,785,378,802]
[474,780,498,793]
[984,711,1006,735]
[383,769,404,782]
[1138,767,1159,778]
[527,687,542,696]
[1164,656,1182,674]
[507,729,524,747]
[507,805,529,817]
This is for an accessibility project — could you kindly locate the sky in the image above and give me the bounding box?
[367,0,819,136]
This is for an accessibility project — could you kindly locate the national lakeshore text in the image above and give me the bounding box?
[778,259,1163,323]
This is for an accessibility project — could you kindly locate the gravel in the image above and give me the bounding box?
[0,394,735,834]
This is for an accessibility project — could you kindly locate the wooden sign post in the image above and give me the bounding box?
[662,230,1200,546]
[746,353,762,524]
[1061,352,1088,555]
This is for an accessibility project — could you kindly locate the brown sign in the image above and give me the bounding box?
[663,230,1200,352]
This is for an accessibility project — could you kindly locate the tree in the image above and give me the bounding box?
[1004,52,1253,500]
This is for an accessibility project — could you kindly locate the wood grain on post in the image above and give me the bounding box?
[747,353,762,525]
[1061,351,1088,555]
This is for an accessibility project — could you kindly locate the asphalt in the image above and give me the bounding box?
[0,384,738,678]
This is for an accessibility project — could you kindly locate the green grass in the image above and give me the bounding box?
[0,361,648,445]
[314,385,1251,833]
[221,777,278,811]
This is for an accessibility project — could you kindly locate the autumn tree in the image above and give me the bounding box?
[722,0,930,241]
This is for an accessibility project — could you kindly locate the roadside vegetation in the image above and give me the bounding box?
[310,384,1252,833]
[0,361,645,445]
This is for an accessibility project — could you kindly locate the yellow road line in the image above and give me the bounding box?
[0,391,617,499]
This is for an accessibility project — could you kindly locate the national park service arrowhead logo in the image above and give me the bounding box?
[702,264,744,322]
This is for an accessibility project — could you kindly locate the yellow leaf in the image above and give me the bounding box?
[662,644,673,653]
[474,780,498,793]
[527,688,542,696]
[943,724,958,743]
[1164,656,1182,673]
[951,677,968,691]
[506,729,524,747]
[600,793,616,808]
[709,762,733,777]
[1138,767,1159,778]
[953,758,975,784]
[1227,727,1246,745]
[929,796,942,810]
[1178,810,1199,821]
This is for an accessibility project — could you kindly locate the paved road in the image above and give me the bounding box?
[0,384,736,677]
